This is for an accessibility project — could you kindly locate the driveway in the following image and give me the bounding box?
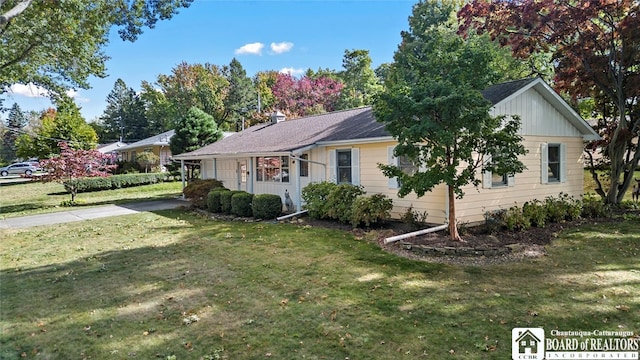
[0,199,190,229]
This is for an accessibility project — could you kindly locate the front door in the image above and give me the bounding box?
[237,160,247,191]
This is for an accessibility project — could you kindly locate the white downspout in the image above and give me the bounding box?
[383,224,448,245]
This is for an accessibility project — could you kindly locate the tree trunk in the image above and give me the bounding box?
[448,185,461,241]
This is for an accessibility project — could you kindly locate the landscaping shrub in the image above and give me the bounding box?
[207,188,230,213]
[301,182,335,219]
[183,179,225,209]
[401,205,428,230]
[582,194,609,218]
[221,190,243,214]
[63,173,170,194]
[483,209,506,234]
[522,200,547,227]
[252,194,283,219]
[231,192,254,217]
[502,206,531,231]
[350,194,393,227]
[325,184,365,223]
[544,193,581,222]
[302,182,365,223]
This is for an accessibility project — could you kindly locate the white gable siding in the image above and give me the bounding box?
[491,88,582,138]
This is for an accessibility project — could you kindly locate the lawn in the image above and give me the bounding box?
[1,210,638,359]
[0,180,183,219]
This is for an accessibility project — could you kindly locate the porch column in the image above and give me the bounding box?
[180,159,186,199]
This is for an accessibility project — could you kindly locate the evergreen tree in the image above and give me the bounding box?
[2,103,27,160]
[338,49,382,109]
[100,79,149,142]
[223,58,257,131]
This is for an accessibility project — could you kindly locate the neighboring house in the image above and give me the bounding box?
[117,130,175,166]
[173,78,600,224]
[97,141,127,163]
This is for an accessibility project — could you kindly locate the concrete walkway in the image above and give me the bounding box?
[0,199,190,229]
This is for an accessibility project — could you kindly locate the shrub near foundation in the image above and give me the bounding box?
[351,193,393,227]
[231,192,254,217]
[183,179,225,209]
[221,190,243,214]
[207,188,230,213]
[252,194,283,219]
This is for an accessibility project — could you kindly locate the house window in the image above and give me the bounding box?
[492,173,508,187]
[299,154,309,177]
[398,156,418,176]
[547,144,561,182]
[256,156,289,182]
[337,150,352,184]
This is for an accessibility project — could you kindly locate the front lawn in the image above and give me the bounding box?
[1,211,638,359]
[0,180,182,218]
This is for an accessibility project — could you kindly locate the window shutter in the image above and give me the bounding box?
[541,143,549,184]
[388,146,398,189]
[329,149,336,183]
[560,143,567,183]
[482,154,492,189]
[507,175,515,187]
[351,148,360,186]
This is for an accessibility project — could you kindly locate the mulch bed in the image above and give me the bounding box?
[299,217,607,266]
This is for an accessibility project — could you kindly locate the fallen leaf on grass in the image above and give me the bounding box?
[615,305,630,312]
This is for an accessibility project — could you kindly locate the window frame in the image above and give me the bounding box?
[255,156,290,183]
[299,153,309,177]
[336,150,352,184]
[547,144,561,183]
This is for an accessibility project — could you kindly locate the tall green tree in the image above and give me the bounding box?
[100,78,148,142]
[140,81,175,135]
[156,62,229,128]
[2,102,27,160]
[337,49,382,109]
[16,101,97,159]
[1,0,192,105]
[223,58,257,131]
[170,106,222,156]
[375,0,527,241]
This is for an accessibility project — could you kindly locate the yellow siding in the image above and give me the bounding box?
[456,135,585,224]
[324,142,448,224]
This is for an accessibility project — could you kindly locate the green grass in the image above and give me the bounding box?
[1,211,638,359]
[0,181,182,218]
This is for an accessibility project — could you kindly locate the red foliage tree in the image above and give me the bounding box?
[271,73,344,118]
[40,142,117,202]
[458,0,640,204]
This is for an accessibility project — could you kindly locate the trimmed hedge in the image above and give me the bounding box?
[183,179,225,209]
[231,192,254,217]
[220,190,243,214]
[350,193,393,227]
[63,173,174,194]
[207,188,230,213]
[252,194,283,219]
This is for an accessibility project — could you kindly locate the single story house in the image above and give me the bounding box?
[173,78,600,224]
[117,130,174,167]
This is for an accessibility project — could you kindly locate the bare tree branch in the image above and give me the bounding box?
[0,0,33,25]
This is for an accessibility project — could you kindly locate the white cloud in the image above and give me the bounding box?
[235,42,265,55]
[8,83,80,99]
[8,83,49,98]
[270,42,294,54]
[279,67,305,77]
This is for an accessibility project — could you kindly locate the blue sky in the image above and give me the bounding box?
[3,0,415,121]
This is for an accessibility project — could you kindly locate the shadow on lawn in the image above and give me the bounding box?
[1,213,638,359]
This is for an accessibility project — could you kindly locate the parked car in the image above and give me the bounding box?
[0,162,38,176]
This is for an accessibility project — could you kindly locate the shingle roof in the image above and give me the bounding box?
[118,130,175,151]
[481,77,538,105]
[175,107,388,158]
[174,77,598,159]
